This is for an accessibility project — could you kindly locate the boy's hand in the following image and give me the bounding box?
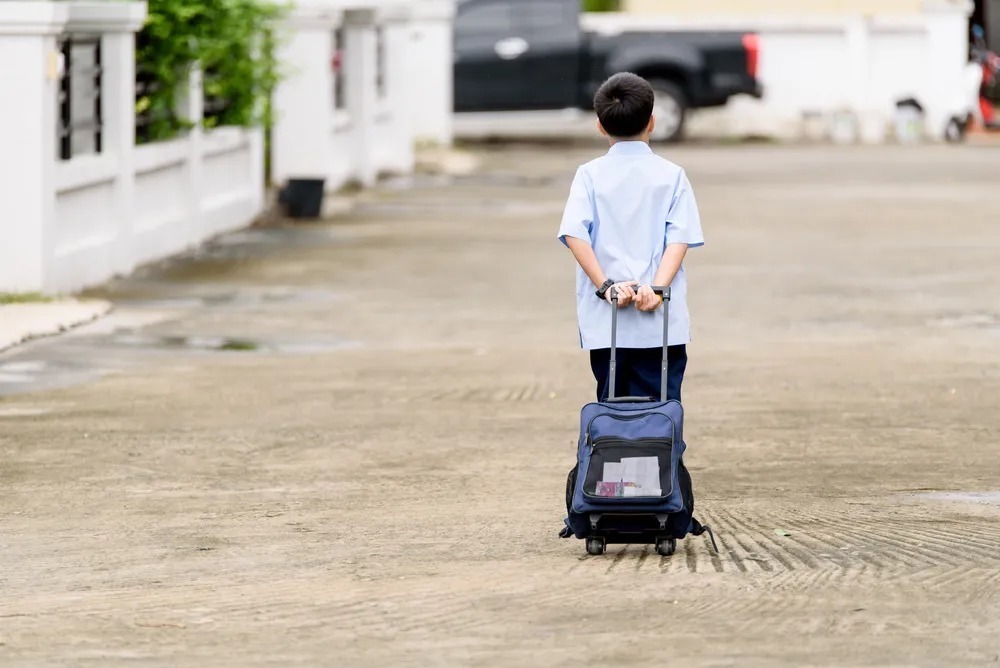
[606,281,637,308]
[635,285,662,312]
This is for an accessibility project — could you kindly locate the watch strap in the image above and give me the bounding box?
[595,279,616,300]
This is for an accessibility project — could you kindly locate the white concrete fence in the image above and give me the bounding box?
[585,1,974,142]
[271,0,455,191]
[0,0,455,295]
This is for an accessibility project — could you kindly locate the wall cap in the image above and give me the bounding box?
[66,2,148,34]
[0,2,69,36]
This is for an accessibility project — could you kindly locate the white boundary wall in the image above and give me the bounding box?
[1,0,454,294]
[0,1,264,294]
[271,0,455,192]
[585,2,974,142]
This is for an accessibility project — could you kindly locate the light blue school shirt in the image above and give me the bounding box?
[557,141,704,350]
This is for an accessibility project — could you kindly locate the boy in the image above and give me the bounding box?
[557,72,704,403]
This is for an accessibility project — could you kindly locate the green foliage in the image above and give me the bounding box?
[136,0,286,143]
[217,338,261,351]
[0,293,54,305]
[582,0,620,11]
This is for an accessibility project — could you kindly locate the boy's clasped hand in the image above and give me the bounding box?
[605,281,662,312]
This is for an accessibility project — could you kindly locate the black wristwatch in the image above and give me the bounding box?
[595,279,616,301]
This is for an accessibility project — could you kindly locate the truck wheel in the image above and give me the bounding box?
[648,80,687,143]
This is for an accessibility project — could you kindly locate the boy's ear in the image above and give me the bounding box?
[597,120,609,138]
[646,115,656,136]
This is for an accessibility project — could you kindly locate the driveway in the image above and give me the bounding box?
[2,143,999,666]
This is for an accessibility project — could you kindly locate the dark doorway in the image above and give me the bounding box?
[973,0,1000,52]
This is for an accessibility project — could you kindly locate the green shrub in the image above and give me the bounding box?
[0,293,54,305]
[136,0,285,143]
[582,0,620,11]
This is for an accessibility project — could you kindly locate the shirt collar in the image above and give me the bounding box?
[607,141,653,156]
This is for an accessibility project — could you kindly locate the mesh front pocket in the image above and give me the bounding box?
[582,438,674,501]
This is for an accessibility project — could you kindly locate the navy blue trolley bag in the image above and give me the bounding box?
[560,286,719,557]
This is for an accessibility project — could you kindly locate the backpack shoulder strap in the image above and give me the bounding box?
[690,517,719,553]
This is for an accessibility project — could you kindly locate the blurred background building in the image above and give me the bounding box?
[620,0,998,51]
[2,0,996,295]
[565,0,985,142]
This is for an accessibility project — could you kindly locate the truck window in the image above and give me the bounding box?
[521,0,577,34]
[455,1,513,37]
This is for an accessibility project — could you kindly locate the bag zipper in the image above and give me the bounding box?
[592,437,671,448]
[586,412,676,446]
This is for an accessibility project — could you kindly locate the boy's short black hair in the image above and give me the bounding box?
[593,72,655,139]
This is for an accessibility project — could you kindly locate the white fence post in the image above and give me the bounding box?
[408,0,455,146]
[107,27,139,277]
[66,2,147,278]
[272,4,342,186]
[379,3,416,174]
[923,0,975,140]
[0,2,68,292]
[178,63,205,247]
[343,7,379,187]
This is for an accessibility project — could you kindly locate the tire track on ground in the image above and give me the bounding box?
[684,537,698,573]
[908,564,1000,596]
[799,510,965,570]
[782,521,885,571]
[862,518,998,565]
[635,544,650,571]
[709,511,772,573]
[565,554,594,574]
[711,525,747,574]
[717,508,799,573]
[776,530,864,584]
[778,508,923,570]
[730,522,859,590]
[657,546,687,574]
[918,524,1000,554]
[694,510,728,573]
[606,545,630,573]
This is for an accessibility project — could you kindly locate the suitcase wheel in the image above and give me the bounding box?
[585,537,606,556]
[656,538,676,557]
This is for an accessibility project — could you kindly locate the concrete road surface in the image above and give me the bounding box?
[2,143,1000,666]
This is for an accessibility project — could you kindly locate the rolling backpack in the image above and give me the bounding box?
[559,286,719,556]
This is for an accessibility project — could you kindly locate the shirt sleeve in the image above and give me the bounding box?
[665,170,704,248]
[557,167,594,247]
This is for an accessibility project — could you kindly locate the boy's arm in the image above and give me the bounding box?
[558,168,636,306]
[565,237,637,306]
[637,170,704,312]
[653,243,688,287]
[564,237,607,290]
[637,243,687,311]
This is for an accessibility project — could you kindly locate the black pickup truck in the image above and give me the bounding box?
[453,0,761,142]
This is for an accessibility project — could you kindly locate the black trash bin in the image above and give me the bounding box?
[279,178,325,219]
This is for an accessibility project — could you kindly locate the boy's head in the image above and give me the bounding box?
[593,72,655,141]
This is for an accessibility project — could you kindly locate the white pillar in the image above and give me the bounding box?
[844,15,874,141]
[0,3,68,292]
[271,5,342,186]
[407,0,455,146]
[66,1,147,277]
[379,3,415,174]
[344,7,379,187]
[923,0,974,140]
[178,63,205,247]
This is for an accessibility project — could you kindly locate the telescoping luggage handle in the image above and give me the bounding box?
[608,285,671,403]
